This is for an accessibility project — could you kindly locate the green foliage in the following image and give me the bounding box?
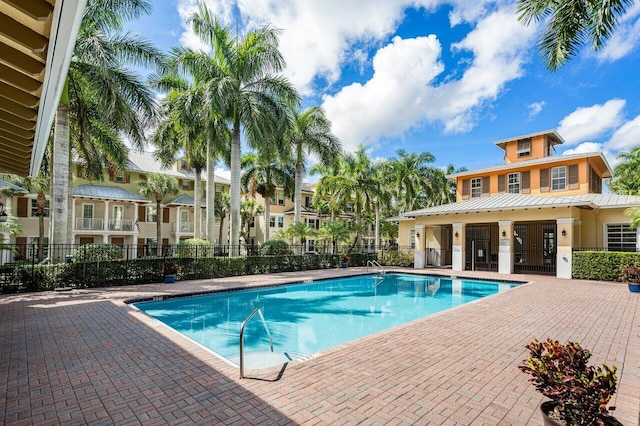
[11,265,54,292]
[572,251,640,281]
[72,243,123,263]
[519,339,618,425]
[176,239,211,257]
[621,264,640,283]
[379,251,414,267]
[259,240,291,255]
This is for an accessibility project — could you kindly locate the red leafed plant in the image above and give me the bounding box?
[621,264,640,283]
[519,339,618,425]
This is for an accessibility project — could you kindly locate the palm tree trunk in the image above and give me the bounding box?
[294,159,303,224]
[206,149,216,243]
[194,166,202,239]
[218,213,226,246]
[374,202,380,250]
[264,198,270,242]
[38,210,44,262]
[156,199,161,256]
[230,125,241,256]
[52,104,70,255]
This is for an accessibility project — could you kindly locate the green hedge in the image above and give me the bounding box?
[572,251,640,281]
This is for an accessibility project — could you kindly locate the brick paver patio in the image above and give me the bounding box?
[1,268,639,425]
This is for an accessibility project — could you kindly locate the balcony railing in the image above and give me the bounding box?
[108,219,134,231]
[173,222,194,233]
[75,218,104,231]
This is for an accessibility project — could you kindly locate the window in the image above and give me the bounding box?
[409,229,416,249]
[307,218,320,229]
[551,166,566,191]
[508,172,520,193]
[589,165,602,194]
[182,180,190,190]
[345,202,354,213]
[30,199,50,217]
[307,239,315,252]
[269,217,276,228]
[179,159,189,171]
[471,178,482,198]
[146,206,157,222]
[304,196,312,208]
[82,204,93,219]
[517,138,531,158]
[114,173,125,183]
[277,193,285,206]
[278,217,284,228]
[607,224,637,252]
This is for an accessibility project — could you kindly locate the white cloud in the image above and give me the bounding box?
[214,167,231,181]
[557,99,626,145]
[604,114,640,151]
[527,101,546,119]
[596,3,640,62]
[562,142,603,155]
[322,6,537,150]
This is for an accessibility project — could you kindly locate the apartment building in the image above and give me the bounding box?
[392,130,640,279]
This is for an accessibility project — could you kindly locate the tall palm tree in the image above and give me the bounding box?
[241,151,294,242]
[215,191,231,246]
[137,173,179,255]
[609,146,640,195]
[517,0,634,71]
[284,105,341,224]
[240,199,264,243]
[51,0,163,246]
[184,3,300,254]
[385,149,436,212]
[20,175,50,261]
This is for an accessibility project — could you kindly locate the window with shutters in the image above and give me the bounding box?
[507,172,520,193]
[114,172,126,183]
[568,164,579,189]
[607,224,637,252]
[146,206,157,222]
[471,178,482,198]
[517,138,531,158]
[182,180,190,190]
[30,199,50,217]
[540,168,550,192]
[551,166,566,191]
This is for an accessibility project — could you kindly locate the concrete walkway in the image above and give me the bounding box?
[1,268,638,425]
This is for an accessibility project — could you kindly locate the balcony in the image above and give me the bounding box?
[108,219,134,231]
[173,222,194,233]
[75,218,104,231]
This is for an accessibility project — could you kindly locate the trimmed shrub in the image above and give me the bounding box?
[259,240,291,256]
[72,243,123,263]
[573,251,640,281]
[379,251,414,267]
[176,239,212,258]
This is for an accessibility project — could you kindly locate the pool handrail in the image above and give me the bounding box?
[367,260,385,275]
[239,306,274,379]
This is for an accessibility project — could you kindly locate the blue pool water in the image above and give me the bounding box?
[134,273,517,365]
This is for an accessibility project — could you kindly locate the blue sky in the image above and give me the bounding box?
[130,1,640,179]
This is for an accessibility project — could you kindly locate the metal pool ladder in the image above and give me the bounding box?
[367,260,385,275]
[239,307,274,379]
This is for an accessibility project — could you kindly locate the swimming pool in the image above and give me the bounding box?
[134,273,518,367]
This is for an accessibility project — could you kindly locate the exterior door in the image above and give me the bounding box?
[79,237,94,245]
[112,205,124,230]
[111,237,124,247]
[180,210,190,232]
[82,204,94,230]
[465,224,498,271]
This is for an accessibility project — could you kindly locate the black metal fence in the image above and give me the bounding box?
[0,242,400,294]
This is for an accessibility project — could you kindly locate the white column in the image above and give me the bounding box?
[414,224,425,269]
[71,199,76,238]
[452,222,464,271]
[103,200,109,243]
[556,218,574,279]
[176,206,181,235]
[498,220,514,274]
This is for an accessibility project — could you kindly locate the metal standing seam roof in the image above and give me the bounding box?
[397,192,640,218]
[0,178,27,193]
[165,194,206,207]
[446,152,613,180]
[73,184,148,202]
[125,151,231,185]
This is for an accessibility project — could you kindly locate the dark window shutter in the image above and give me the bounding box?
[17,197,28,217]
[162,238,169,246]
[540,168,549,192]
[15,237,27,259]
[125,173,130,184]
[498,174,505,193]
[138,205,145,222]
[461,179,469,199]
[178,179,183,188]
[522,171,530,194]
[162,208,170,223]
[482,177,490,195]
[189,181,194,191]
[568,164,579,189]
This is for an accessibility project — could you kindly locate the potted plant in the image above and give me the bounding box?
[621,264,640,293]
[341,254,349,268]
[162,260,179,283]
[519,339,621,426]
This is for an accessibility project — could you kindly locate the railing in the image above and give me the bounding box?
[239,307,273,379]
[108,219,134,231]
[75,218,104,231]
[367,259,385,275]
[173,222,194,233]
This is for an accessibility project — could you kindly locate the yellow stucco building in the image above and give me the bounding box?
[394,130,640,278]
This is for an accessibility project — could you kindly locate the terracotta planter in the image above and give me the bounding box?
[540,401,623,426]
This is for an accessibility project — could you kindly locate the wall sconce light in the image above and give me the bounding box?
[501,230,506,237]
[561,229,566,237]
[416,232,420,239]
[454,231,459,238]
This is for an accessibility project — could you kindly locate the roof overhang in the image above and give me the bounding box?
[0,0,86,177]
[494,129,565,150]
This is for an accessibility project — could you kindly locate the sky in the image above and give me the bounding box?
[129,1,640,181]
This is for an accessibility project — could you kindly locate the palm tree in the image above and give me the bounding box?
[184,3,300,254]
[284,105,341,224]
[240,199,264,244]
[0,214,22,238]
[20,175,50,261]
[215,191,231,246]
[609,146,640,195]
[137,173,179,255]
[51,0,163,245]
[385,149,436,212]
[241,151,294,242]
[289,221,316,253]
[317,220,350,254]
[517,0,634,71]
